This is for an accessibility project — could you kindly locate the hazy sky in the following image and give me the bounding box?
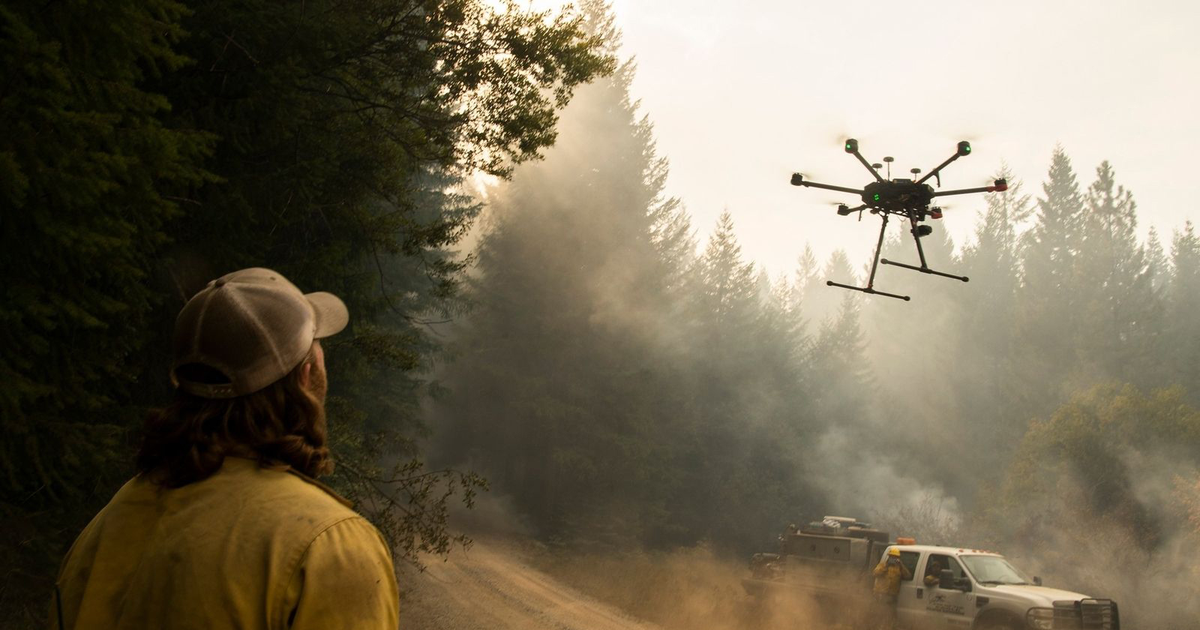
[564,0,1200,277]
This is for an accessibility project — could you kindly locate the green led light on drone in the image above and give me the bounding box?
[873,193,880,201]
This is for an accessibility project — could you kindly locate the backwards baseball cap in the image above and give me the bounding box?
[171,268,348,398]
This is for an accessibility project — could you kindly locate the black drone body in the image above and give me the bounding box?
[790,138,1006,301]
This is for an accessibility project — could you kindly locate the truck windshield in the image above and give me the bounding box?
[960,555,1033,585]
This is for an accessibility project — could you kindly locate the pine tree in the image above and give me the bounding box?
[949,170,1033,496]
[1168,222,1200,403]
[1145,227,1169,292]
[1074,161,1163,387]
[440,3,687,545]
[685,213,818,548]
[0,1,613,616]
[1014,147,1086,412]
[0,4,213,620]
[146,0,612,565]
[695,211,760,342]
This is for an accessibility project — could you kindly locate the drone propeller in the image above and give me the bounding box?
[793,171,826,182]
[935,129,992,146]
[823,128,859,146]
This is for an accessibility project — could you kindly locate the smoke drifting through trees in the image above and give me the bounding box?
[437,4,1200,628]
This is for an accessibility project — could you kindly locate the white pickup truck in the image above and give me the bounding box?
[743,518,1119,630]
[881,544,1118,630]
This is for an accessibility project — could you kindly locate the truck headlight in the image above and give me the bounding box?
[1026,607,1054,630]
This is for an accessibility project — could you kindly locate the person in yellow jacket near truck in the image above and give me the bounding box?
[871,547,912,630]
[51,268,400,629]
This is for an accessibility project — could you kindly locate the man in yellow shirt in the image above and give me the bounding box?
[924,558,945,587]
[51,268,400,629]
[872,547,912,630]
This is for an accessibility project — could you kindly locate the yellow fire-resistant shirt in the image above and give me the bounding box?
[51,457,399,630]
[872,557,912,595]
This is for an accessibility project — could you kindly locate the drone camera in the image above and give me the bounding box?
[914,225,934,238]
[790,173,804,186]
[844,138,859,154]
[957,141,972,156]
[993,178,1008,192]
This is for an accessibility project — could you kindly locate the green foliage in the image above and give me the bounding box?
[0,0,213,501]
[983,384,1200,628]
[1,0,611,624]
[956,168,1031,443]
[0,1,214,623]
[1013,147,1087,406]
[148,0,611,566]
[1074,161,1163,387]
[1000,383,1200,531]
[1167,222,1200,406]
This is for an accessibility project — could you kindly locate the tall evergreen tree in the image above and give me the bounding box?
[149,0,612,565]
[1168,222,1200,404]
[1014,147,1086,413]
[1144,227,1169,292]
[685,213,817,548]
[0,3,212,619]
[1075,162,1163,387]
[440,2,689,545]
[0,0,611,621]
[949,170,1033,491]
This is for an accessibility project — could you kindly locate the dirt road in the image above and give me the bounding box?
[400,540,660,630]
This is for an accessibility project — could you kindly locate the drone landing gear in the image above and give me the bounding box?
[826,280,910,301]
[826,214,912,302]
[879,216,969,283]
[880,259,969,282]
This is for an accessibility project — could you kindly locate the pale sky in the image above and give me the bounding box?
[541,1,1200,275]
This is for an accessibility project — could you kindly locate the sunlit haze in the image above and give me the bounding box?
[524,0,1200,275]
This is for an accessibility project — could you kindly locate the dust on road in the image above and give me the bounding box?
[400,539,661,630]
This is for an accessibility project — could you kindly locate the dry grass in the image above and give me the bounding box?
[525,542,859,630]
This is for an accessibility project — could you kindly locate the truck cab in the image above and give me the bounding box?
[885,544,1119,630]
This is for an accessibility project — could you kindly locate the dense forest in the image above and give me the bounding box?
[0,0,611,626]
[4,1,1200,629]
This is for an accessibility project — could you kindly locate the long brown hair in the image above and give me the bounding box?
[136,346,332,487]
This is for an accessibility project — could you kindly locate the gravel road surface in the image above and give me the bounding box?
[400,540,660,630]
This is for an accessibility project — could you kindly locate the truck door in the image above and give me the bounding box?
[921,554,973,630]
[893,551,925,629]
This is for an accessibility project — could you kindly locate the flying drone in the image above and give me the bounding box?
[790,139,1006,301]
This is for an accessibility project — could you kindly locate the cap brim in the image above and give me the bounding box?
[306,292,349,338]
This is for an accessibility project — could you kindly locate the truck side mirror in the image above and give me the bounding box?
[1033,576,1042,586]
[939,569,955,590]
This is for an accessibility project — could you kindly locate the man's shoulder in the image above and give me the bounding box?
[213,457,360,522]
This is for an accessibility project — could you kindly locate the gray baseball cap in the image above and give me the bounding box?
[171,268,348,398]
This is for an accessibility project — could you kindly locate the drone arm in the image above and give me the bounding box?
[931,180,1008,198]
[799,181,866,195]
[790,174,864,196]
[915,153,962,186]
[849,150,885,182]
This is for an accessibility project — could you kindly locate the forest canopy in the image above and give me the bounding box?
[0,0,611,625]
